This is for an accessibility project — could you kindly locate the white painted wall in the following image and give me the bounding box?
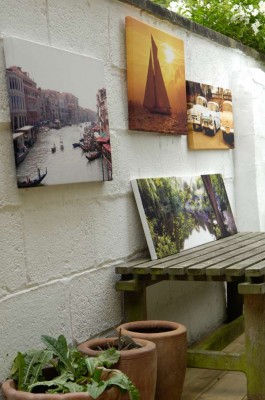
[0,0,264,384]
[233,68,265,232]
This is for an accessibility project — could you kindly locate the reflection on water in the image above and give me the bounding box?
[184,227,215,250]
[17,124,105,185]
[128,102,187,135]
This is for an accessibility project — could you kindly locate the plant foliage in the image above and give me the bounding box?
[151,0,265,54]
[9,335,139,400]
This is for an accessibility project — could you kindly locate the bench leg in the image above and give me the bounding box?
[244,293,265,400]
[226,282,243,322]
[123,289,147,321]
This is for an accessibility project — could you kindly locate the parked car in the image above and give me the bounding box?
[221,100,234,147]
[202,101,221,136]
[189,96,208,131]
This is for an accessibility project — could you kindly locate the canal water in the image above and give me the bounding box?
[16,123,106,186]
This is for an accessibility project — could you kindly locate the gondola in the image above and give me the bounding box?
[17,169,47,188]
[86,151,101,162]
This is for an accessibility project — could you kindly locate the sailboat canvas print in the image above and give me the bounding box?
[126,17,187,135]
[131,174,237,260]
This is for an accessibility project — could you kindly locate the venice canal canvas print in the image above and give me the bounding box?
[3,37,112,188]
[186,80,234,150]
[126,17,187,135]
[131,174,237,260]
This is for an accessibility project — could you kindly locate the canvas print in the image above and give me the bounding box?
[131,174,237,260]
[126,17,187,135]
[3,37,112,188]
[186,80,234,150]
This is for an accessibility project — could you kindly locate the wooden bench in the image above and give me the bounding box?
[115,232,265,400]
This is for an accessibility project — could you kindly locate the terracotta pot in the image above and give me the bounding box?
[116,320,187,400]
[1,377,128,400]
[78,337,157,400]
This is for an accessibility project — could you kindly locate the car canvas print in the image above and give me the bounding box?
[126,17,187,135]
[131,174,237,260]
[186,80,234,150]
[3,37,112,188]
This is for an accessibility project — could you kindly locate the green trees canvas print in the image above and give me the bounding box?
[131,174,237,260]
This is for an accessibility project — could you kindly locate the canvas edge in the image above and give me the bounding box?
[131,178,158,260]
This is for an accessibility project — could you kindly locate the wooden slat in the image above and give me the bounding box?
[149,233,259,275]
[132,234,248,275]
[245,260,265,277]
[206,244,265,276]
[225,251,265,277]
[204,249,265,277]
[186,237,265,274]
[148,233,263,277]
[168,235,265,277]
[115,258,148,274]
[116,233,252,275]
[115,232,265,291]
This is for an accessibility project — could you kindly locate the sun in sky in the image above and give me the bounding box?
[162,43,175,64]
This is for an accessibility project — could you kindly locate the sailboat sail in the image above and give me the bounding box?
[143,35,171,115]
[143,51,155,110]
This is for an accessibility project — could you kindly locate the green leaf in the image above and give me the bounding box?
[27,351,54,386]
[61,382,86,393]
[41,335,73,372]
[20,350,53,391]
[85,357,98,376]
[85,348,120,377]
[96,348,120,368]
[104,370,140,400]
[87,380,108,399]
[10,352,26,390]
[92,367,103,383]
[28,371,74,392]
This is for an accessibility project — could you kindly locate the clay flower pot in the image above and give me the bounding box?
[116,320,187,400]
[1,376,128,400]
[78,337,157,400]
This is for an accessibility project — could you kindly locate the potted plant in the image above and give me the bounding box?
[1,334,139,400]
[116,320,187,400]
[78,333,157,400]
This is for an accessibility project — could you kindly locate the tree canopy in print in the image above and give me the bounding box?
[132,174,237,259]
[126,17,187,135]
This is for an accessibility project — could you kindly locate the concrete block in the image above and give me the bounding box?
[70,267,122,343]
[0,211,27,298]
[0,281,71,381]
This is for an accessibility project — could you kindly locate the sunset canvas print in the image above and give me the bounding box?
[126,17,187,135]
[131,174,237,260]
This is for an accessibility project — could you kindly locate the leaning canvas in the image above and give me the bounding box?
[186,80,234,150]
[3,37,112,187]
[131,175,237,260]
[126,17,187,135]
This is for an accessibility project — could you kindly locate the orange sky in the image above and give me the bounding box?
[126,17,186,114]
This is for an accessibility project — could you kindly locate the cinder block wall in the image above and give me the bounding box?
[0,0,264,384]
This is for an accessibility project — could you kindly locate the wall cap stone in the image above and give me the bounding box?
[118,0,265,63]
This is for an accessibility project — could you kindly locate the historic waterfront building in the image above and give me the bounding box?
[6,67,27,131]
